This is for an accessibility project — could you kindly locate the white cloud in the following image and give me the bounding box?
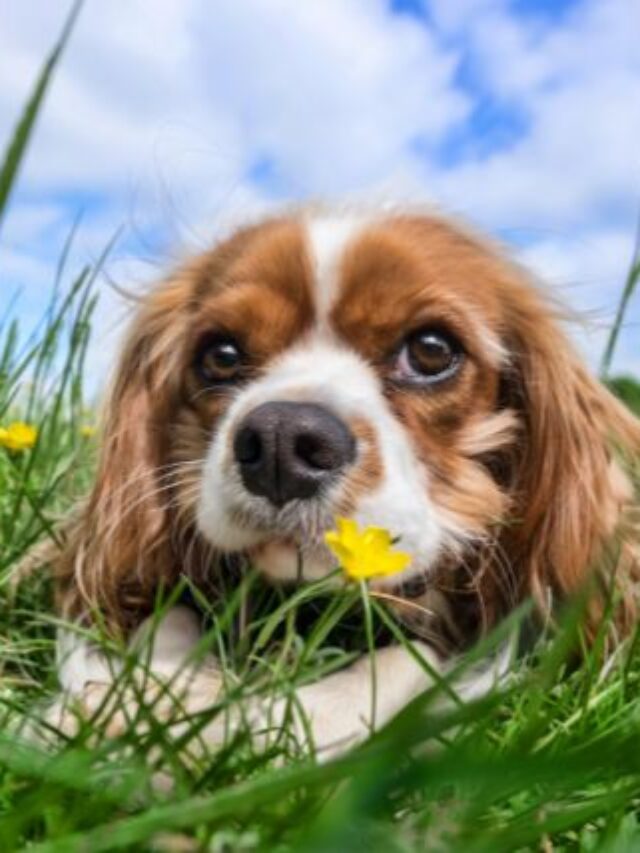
[0,0,637,384]
[423,0,640,230]
[0,0,467,220]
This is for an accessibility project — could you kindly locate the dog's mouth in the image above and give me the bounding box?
[216,524,442,653]
[216,495,429,590]
[244,534,431,600]
[217,493,342,583]
[242,539,431,633]
[247,536,336,583]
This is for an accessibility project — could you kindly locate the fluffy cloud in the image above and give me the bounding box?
[0,0,637,386]
[425,0,640,228]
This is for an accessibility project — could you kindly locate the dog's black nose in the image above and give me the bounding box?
[234,401,356,507]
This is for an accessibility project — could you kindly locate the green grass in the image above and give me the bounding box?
[2,8,640,851]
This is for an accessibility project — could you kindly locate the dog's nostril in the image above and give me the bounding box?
[234,427,262,466]
[234,401,356,506]
[294,432,340,471]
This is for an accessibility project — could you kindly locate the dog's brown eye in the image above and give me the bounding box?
[395,328,462,384]
[194,335,243,384]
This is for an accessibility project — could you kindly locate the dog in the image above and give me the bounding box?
[47,206,640,759]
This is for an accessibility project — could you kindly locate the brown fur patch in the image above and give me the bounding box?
[52,209,640,652]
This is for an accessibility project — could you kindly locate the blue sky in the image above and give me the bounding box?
[0,0,638,385]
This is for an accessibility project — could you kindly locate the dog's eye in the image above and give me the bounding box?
[194,335,244,384]
[395,328,463,384]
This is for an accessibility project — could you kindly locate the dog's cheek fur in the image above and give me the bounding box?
[385,357,506,528]
[334,417,384,515]
[381,381,520,637]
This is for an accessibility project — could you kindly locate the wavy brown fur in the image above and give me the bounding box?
[49,213,640,648]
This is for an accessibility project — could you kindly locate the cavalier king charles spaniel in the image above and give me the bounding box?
[48,207,640,759]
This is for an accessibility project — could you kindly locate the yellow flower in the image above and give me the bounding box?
[0,421,38,452]
[80,424,96,438]
[324,517,411,581]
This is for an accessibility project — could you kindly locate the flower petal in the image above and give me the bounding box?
[377,550,412,576]
[324,536,353,567]
[325,517,411,581]
[335,517,359,547]
[362,526,392,551]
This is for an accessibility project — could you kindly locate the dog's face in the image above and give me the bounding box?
[187,214,510,587]
[63,209,640,638]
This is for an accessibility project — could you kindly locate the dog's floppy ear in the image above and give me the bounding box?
[56,276,193,633]
[501,281,640,638]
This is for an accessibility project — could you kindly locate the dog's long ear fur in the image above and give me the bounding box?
[501,279,640,638]
[56,275,195,634]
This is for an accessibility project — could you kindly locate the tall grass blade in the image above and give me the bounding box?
[601,207,640,376]
[0,1,83,235]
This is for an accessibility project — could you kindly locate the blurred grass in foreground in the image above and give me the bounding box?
[1,5,640,851]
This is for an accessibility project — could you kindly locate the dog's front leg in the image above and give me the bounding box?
[48,606,222,739]
[263,640,509,762]
[265,642,442,761]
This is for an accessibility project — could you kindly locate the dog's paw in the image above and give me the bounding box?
[32,667,224,746]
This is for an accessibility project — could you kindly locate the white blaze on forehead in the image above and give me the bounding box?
[304,212,372,323]
[230,337,380,417]
[304,210,508,369]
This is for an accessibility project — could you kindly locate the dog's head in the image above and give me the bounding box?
[60,209,640,640]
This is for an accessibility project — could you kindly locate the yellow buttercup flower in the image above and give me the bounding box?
[324,517,411,581]
[0,421,38,452]
[80,424,96,438]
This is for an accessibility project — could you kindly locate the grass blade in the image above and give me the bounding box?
[0,0,83,234]
[601,207,640,376]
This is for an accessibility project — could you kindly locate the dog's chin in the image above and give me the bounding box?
[246,538,430,592]
[248,540,336,583]
[200,506,431,588]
